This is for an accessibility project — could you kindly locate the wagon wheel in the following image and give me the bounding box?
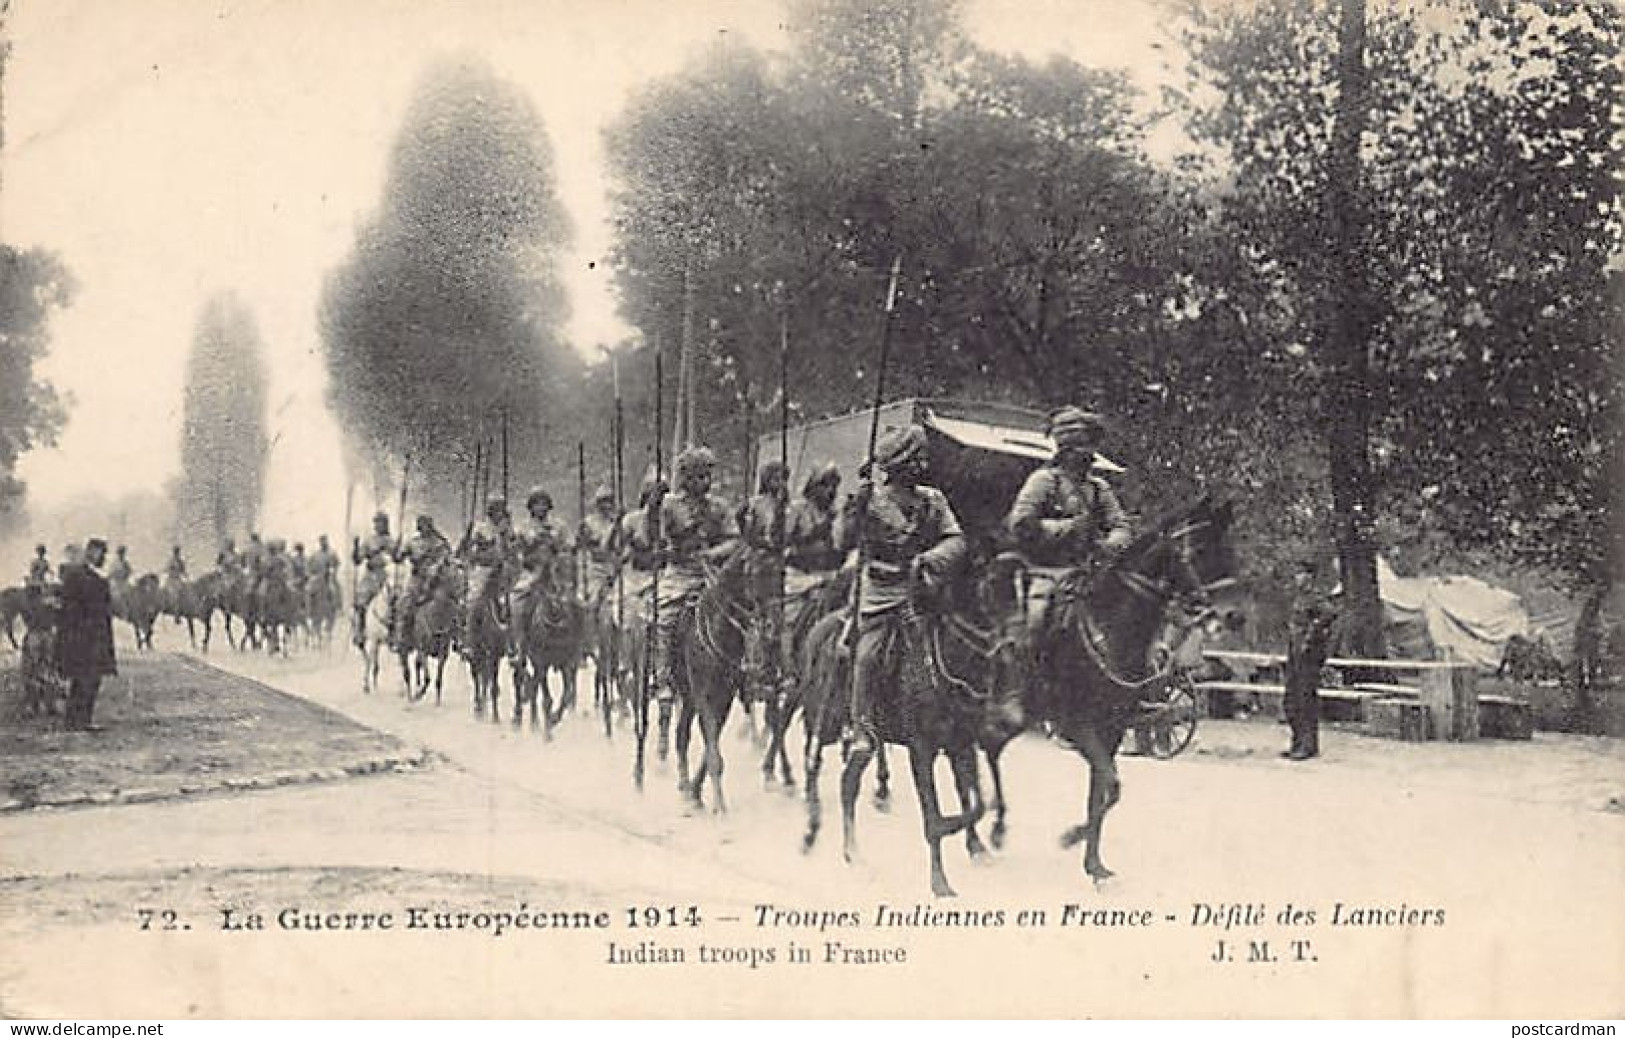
[1149,669,1200,759]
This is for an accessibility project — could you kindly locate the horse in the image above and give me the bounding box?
[664,546,782,813]
[1,585,29,649]
[407,581,459,705]
[254,572,300,656]
[512,575,585,736]
[169,573,222,651]
[216,571,253,650]
[758,568,852,790]
[1004,494,1236,881]
[121,574,164,651]
[462,578,508,722]
[795,560,1004,898]
[307,576,341,650]
[360,587,396,694]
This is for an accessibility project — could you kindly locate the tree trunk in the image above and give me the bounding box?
[1567,580,1607,734]
[1324,0,1384,658]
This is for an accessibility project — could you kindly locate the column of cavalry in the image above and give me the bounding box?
[331,394,1236,898]
[0,536,346,658]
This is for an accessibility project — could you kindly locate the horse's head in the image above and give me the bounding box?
[1083,494,1238,649]
[706,545,781,612]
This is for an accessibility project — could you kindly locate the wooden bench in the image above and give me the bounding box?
[1199,650,1483,740]
[1192,680,1383,723]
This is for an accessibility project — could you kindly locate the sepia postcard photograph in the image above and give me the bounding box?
[0,0,1621,1021]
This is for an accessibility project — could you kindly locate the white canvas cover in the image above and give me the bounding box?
[1377,556,1531,668]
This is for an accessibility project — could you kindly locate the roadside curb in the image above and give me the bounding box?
[0,747,438,815]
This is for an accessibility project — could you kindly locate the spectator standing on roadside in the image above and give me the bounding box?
[56,538,118,731]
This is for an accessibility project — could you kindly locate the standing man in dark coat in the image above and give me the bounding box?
[57,538,118,730]
[1282,560,1338,761]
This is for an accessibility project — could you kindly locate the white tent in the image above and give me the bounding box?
[1377,557,1531,669]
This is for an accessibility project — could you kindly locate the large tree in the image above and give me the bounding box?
[604,1,1203,505]
[0,244,73,531]
[1175,0,1623,669]
[175,291,270,554]
[320,57,577,522]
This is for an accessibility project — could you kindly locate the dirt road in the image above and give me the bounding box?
[3,634,1622,1018]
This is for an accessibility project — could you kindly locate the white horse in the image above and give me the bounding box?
[360,588,395,694]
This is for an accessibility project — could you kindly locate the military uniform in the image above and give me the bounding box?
[27,553,52,589]
[578,503,619,609]
[646,454,737,700]
[353,530,395,607]
[462,514,514,641]
[289,549,309,597]
[509,512,572,653]
[786,491,842,591]
[109,552,133,588]
[838,427,967,745]
[1006,428,1130,630]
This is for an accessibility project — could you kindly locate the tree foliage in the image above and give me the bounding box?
[1173,0,1623,605]
[175,291,269,554]
[0,244,74,528]
[320,57,578,519]
[603,0,1204,511]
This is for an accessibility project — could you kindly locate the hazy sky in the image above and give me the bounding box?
[2,0,1173,541]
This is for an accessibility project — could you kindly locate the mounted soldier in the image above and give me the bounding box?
[165,545,188,585]
[646,446,738,704]
[289,542,310,600]
[260,538,291,594]
[244,533,267,589]
[310,535,340,595]
[510,488,573,661]
[786,462,843,590]
[396,514,452,649]
[610,470,662,627]
[837,424,968,753]
[738,461,789,552]
[461,498,515,647]
[26,544,52,589]
[577,484,619,611]
[352,512,396,647]
[1005,406,1132,634]
[215,538,241,579]
[109,545,134,589]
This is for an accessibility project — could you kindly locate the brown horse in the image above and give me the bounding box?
[796,566,1003,898]
[667,547,782,812]
[512,580,585,737]
[407,581,459,705]
[169,572,223,651]
[1010,495,1236,880]
[121,574,164,651]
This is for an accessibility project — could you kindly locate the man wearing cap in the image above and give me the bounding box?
[510,488,574,659]
[395,515,452,647]
[646,446,738,702]
[1006,406,1132,631]
[57,538,117,730]
[462,498,516,645]
[352,512,397,647]
[837,425,967,752]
